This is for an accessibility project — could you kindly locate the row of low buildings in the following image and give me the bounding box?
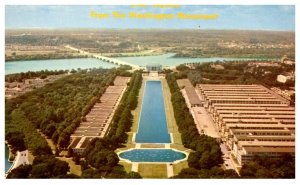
[5,74,68,99]
[68,76,130,155]
[196,84,295,165]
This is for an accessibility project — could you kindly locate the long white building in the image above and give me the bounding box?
[197,84,295,165]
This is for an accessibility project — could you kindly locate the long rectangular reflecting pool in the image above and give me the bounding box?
[135,80,171,143]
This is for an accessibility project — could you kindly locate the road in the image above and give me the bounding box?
[220,143,235,170]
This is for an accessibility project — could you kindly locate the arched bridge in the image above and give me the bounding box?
[65,45,140,69]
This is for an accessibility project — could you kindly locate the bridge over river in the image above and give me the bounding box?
[65,45,140,69]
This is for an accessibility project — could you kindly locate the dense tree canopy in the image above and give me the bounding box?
[240,154,295,178]
[5,68,117,155]
[166,72,237,178]
[7,155,71,178]
[168,62,295,178]
[107,71,142,143]
[5,69,68,82]
[82,71,143,178]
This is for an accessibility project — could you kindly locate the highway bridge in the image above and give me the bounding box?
[65,45,140,69]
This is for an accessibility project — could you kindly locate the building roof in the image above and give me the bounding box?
[176,79,193,89]
[243,146,295,153]
[146,63,162,67]
[184,87,203,105]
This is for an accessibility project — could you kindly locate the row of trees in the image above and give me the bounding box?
[5,68,117,156]
[81,71,143,178]
[240,154,295,178]
[182,61,295,90]
[5,69,69,82]
[166,72,238,178]
[6,68,143,179]
[5,53,87,62]
[107,71,143,144]
[81,138,142,179]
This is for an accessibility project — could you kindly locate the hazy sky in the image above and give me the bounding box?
[5,5,295,31]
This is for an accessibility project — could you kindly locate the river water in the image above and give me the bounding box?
[5,54,267,74]
[5,144,12,173]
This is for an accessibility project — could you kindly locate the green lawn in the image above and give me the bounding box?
[138,164,167,178]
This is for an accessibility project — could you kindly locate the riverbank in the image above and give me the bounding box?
[102,49,163,58]
[172,53,281,60]
[5,150,30,176]
[5,142,15,162]
[5,143,14,174]
[5,54,87,62]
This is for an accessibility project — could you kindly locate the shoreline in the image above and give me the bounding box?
[5,53,280,62]
[5,141,15,163]
[5,150,30,176]
[5,55,88,62]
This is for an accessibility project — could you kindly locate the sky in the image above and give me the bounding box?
[5,5,295,31]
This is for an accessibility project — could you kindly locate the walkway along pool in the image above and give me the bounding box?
[135,80,171,143]
[119,149,187,163]
[119,80,187,163]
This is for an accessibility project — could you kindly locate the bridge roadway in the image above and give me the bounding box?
[65,45,140,69]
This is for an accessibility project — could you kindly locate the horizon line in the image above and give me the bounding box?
[5,27,295,32]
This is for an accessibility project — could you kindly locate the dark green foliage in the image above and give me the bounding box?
[240,154,295,178]
[31,155,70,178]
[5,109,52,155]
[173,167,239,179]
[176,64,190,71]
[56,174,80,178]
[166,72,237,178]
[186,61,294,89]
[81,166,142,179]
[7,155,72,178]
[5,68,117,154]
[86,149,119,169]
[82,72,143,178]
[126,171,143,179]
[30,163,51,178]
[84,138,120,170]
[5,130,26,152]
[5,69,68,82]
[7,165,32,178]
[81,169,104,179]
[5,53,87,62]
[107,71,142,143]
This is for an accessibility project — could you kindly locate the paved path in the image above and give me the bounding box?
[117,76,189,178]
[131,163,139,172]
[220,143,235,170]
[166,163,174,177]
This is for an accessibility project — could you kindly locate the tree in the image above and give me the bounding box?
[7,165,32,178]
[107,151,119,167]
[240,154,295,178]
[187,152,201,169]
[31,163,51,178]
[199,151,211,169]
[126,171,142,179]
[30,155,70,178]
[52,160,70,176]
[176,64,189,71]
